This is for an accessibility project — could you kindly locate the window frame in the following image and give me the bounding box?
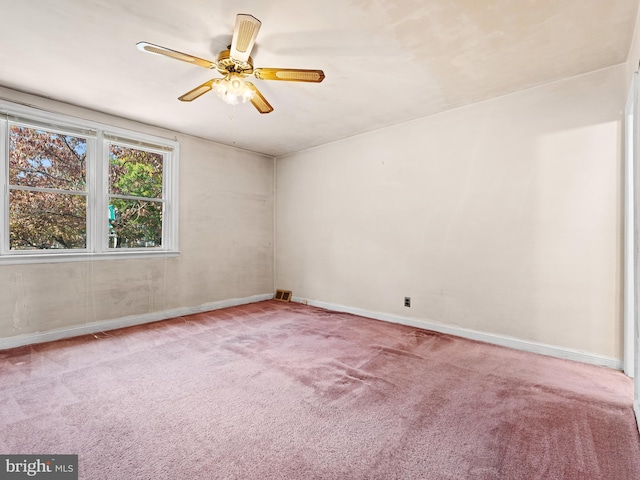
[0,100,179,264]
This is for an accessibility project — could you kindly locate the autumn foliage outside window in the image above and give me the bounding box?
[108,144,164,248]
[9,125,87,250]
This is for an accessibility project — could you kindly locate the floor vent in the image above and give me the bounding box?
[274,289,292,302]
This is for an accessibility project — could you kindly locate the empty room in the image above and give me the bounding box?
[1,1,640,478]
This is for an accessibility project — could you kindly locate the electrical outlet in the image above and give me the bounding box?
[404,297,411,307]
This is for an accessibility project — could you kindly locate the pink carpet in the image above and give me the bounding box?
[1,301,639,479]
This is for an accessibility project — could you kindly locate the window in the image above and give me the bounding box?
[0,101,179,262]
[108,143,164,249]
[9,124,88,250]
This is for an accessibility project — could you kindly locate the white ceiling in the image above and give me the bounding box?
[0,0,637,157]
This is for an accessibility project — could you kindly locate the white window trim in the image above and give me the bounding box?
[0,99,179,264]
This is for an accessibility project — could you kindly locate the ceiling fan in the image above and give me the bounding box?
[137,13,325,114]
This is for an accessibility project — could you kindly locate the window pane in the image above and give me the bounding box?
[109,145,163,198]
[9,125,86,191]
[108,199,162,248]
[9,190,86,250]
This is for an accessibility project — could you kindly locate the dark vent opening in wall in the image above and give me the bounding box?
[274,289,292,302]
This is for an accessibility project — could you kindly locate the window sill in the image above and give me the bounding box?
[0,250,180,265]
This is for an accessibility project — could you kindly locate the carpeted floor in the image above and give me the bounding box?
[1,300,639,479]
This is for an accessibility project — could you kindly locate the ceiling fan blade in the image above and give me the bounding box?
[253,68,325,83]
[245,82,273,114]
[230,14,261,63]
[178,80,215,102]
[136,42,216,69]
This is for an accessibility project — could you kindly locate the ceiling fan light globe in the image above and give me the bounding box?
[212,73,253,105]
[242,89,255,102]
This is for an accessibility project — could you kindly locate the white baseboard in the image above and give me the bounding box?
[635,400,640,435]
[0,293,273,351]
[293,297,623,371]
[2,294,623,372]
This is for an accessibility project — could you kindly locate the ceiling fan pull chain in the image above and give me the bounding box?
[231,104,237,144]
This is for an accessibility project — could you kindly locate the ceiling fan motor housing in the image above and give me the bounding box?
[217,50,253,76]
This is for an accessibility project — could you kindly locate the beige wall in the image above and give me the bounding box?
[628,5,640,88]
[0,88,274,339]
[276,65,626,359]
